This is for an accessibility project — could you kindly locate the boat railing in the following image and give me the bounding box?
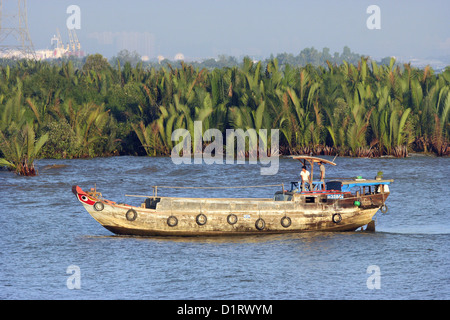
[290,177,393,194]
[290,180,325,193]
[126,183,285,199]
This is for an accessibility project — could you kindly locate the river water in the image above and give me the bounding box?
[0,155,449,300]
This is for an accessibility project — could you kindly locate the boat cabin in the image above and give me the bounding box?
[273,156,393,203]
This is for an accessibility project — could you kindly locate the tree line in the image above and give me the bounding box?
[0,54,449,175]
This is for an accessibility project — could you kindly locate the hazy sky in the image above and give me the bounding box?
[20,0,450,60]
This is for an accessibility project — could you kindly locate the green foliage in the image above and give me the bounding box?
[0,121,48,175]
[0,51,449,176]
[83,53,111,73]
[40,120,81,159]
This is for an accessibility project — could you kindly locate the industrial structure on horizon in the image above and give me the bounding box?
[36,28,84,60]
[0,0,84,60]
[0,0,36,59]
[1,27,85,60]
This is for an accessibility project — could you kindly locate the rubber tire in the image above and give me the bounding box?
[167,216,178,227]
[332,213,342,224]
[281,216,291,228]
[196,213,207,225]
[380,204,388,214]
[93,202,104,211]
[227,214,238,225]
[126,209,137,221]
[255,218,265,231]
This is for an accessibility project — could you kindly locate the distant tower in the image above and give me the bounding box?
[0,0,36,59]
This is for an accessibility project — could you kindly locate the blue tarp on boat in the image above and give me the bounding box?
[327,180,392,192]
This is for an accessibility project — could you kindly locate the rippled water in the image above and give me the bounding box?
[0,155,449,300]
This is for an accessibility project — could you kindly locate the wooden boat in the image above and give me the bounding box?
[72,156,393,236]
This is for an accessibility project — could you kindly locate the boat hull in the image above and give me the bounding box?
[73,186,385,236]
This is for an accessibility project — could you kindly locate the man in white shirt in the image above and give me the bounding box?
[300,166,310,191]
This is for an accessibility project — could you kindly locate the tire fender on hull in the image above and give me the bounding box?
[332,213,342,224]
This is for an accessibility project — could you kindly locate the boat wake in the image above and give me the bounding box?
[375,228,450,236]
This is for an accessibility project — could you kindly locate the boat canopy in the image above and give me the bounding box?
[288,156,336,188]
[288,156,337,166]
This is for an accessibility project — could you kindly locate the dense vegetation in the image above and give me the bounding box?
[0,53,449,175]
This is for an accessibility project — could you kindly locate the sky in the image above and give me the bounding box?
[13,0,450,61]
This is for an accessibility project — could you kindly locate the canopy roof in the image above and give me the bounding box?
[288,155,337,166]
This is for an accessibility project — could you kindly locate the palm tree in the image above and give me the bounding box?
[0,121,48,176]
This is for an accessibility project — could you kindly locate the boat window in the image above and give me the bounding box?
[326,181,342,191]
[305,197,315,203]
[348,186,361,195]
[274,192,293,201]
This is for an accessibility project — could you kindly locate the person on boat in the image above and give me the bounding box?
[300,166,310,191]
[318,161,326,190]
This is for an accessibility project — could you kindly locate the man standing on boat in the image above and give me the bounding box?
[318,161,326,190]
[300,166,310,191]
